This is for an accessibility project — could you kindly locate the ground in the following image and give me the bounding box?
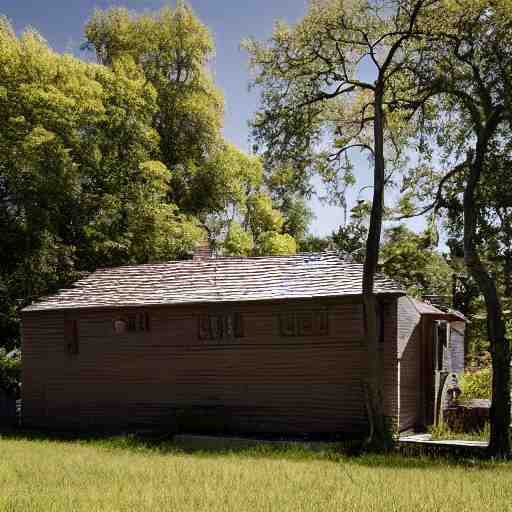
[1,433,511,512]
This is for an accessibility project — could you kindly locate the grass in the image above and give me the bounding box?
[1,432,512,511]
[429,423,491,442]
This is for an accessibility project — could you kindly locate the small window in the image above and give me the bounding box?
[314,310,329,336]
[280,312,296,337]
[280,310,329,337]
[198,313,244,342]
[114,312,150,334]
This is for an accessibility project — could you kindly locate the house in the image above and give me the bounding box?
[21,252,465,435]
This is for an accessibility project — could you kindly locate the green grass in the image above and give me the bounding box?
[429,422,491,442]
[1,433,512,511]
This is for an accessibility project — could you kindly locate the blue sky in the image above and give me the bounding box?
[1,0,423,237]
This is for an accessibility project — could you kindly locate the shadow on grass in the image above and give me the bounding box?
[0,427,503,469]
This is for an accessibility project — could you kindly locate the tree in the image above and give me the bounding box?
[245,0,438,448]
[380,225,453,297]
[0,348,20,396]
[224,222,254,256]
[264,162,315,245]
[84,4,296,256]
[84,4,224,214]
[398,0,512,456]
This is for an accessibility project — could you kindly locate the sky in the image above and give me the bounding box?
[1,0,424,237]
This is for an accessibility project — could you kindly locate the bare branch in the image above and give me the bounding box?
[395,160,467,220]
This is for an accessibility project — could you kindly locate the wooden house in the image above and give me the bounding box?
[21,252,465,435]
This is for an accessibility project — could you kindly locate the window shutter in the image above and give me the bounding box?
[65,318,79,355]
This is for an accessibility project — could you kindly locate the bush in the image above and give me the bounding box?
[0,348,21,395]
[459,367,492,401]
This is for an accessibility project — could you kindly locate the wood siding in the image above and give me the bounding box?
[22,296,399,435]
[397,297,422,431]
[382,298,398,429]
[448,321,465,375]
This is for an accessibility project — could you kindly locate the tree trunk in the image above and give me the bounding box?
[464,146,510,459]
[362,87,390,450]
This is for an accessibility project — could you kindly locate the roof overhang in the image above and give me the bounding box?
[22,290,407,314]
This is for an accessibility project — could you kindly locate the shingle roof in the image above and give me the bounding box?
[23,252,405,312]
[411,298,468,323]
[411,298,445,316]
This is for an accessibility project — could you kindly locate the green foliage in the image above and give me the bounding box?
[380,225,453,297]
[0,18,200,272]
[299,235,332,253]
[255,232,297,256]
[84,6,283,256]
[429,422,490,442]
[84,5,224,213]
[280,197,314,244]
[459,368,492,401]
[331,223,368,263]
[0,348,21,395]
[224,223,254,256]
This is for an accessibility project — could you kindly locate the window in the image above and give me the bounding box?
[198,313,244,342]
[114,312,150,334]
[280,310,329,337]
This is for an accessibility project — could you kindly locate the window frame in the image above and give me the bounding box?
[279,309,329,338]
[198,311,245,342]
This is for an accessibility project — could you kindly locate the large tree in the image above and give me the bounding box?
[245,0,439,447]
[84,4,297,256]
[398,0,512,457]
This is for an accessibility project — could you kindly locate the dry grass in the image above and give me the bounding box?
[0,433,511,511]
[429,422,491,441]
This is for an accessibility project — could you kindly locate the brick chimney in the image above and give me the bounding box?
[193,239,213,260]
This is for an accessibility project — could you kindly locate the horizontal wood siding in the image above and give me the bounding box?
[382,299,398,428]
[21,310,65,426]
[397,297,422,431]
[22,296,399,435]
[449,321,465,375]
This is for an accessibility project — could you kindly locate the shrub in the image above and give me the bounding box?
[0,348,21,395]
[459,367,492,401]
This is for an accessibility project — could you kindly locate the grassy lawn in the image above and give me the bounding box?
[1,434,511,512]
